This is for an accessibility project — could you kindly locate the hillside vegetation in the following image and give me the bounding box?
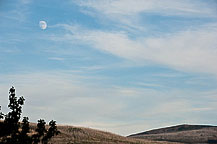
[0,121,181,144]
[128,124,217,144]
[47,125,181,144]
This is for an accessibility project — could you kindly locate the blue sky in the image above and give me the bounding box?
[0,0,217,135]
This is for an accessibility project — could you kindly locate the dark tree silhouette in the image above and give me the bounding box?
[0,106,4,119]
[42,120,60,144]
[0,86,60,144]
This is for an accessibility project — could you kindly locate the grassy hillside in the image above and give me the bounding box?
[48,125,181,144]
[0,121,180,144]
[128,124,217,144]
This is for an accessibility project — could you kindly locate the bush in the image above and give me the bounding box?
[0,86,60,144]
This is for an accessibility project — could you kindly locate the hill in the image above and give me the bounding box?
[0,121,180,144]
[128,124,217,144]
[48,125,181,144]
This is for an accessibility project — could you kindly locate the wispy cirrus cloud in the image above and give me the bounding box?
[0,0,31,22]
[48,57,64,61]
[49,22,217,76]
[73,0,217,33]
[45,0,217,76]
[75,0,217,17]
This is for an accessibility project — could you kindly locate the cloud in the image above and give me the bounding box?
[66,0,217,76]
[76,0,216,17]
[74,0,217,33]
[0,1,31,22]
[20,0,32,5]
[144,100,213,116]
[51,23,217,76]
[48,57,64,61]
[46,1,217,76]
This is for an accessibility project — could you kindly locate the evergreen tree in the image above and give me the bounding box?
[0,87,60,144]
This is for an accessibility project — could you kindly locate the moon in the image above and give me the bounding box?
[39,21,47,30]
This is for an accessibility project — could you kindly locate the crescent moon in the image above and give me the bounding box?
[39,21,47,30]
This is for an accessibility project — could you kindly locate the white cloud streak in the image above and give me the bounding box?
[44,1,217,76]
[52,23,217,76]
[76,0,216,17]
[74,0,217,32]
[48,57,64,61]
[65,0,217,76]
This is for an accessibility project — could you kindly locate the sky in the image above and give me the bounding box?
[0,0,217,136]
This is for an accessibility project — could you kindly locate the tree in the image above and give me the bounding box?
[0,86,60,144]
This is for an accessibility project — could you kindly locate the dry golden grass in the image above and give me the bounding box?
[129,126,217,144]
[1,121,181,144]
[47,125,181,144]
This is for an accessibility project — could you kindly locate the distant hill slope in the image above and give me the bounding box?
[129,124,215,136]
[128,124,217,144]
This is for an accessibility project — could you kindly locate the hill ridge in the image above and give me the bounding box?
[129,124,216,137]
[128,124,217,144]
